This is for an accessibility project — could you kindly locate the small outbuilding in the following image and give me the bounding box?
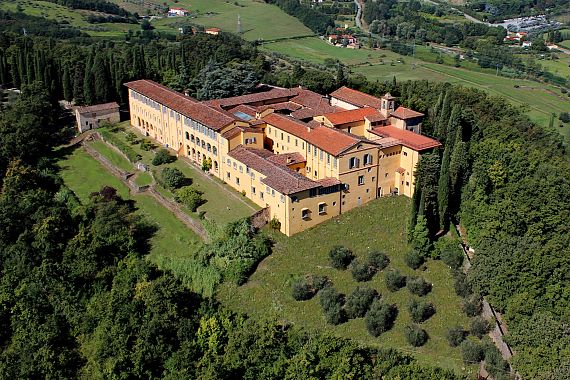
[75,102,120,133]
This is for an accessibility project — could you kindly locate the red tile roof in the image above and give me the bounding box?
[228,146,319,195]
[221,127,241,140]
[317,177,342,187]
[322,107,381,126]
[125,79,235,131]
[205,87,298,109]
[263,113,366,156]
[257,102,302,113]
[330,86,382,108]
[371,126,440,151]
[76,102,119,114]
[365,114,387,123]
[391,106,424,120]
[267,152,306,166]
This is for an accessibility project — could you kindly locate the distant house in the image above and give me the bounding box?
[75,102,120,133]
[522,41,532,48]
[168,7,189,17]
[328,34,358,46]
[205,27,221,35]
[516,31,528,39]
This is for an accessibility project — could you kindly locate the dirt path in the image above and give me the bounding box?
[454,224,517,378]
[81,136,210,242]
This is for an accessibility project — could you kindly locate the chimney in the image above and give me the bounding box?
[286,156,291,164]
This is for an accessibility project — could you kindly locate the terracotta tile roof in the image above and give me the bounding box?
[221,127,241,140]
[330,86,382,108]
[290,89,330,109]
[322,107,381,126]
[267,152,306,166]
[204,88,298,109]
[371,136,401,149]
[228,146,319,195]
[125,80,235,131]
[258,102,303,113]
[317,177,342,187]
[263,113,366,156]
[371,126,441,151]
[391,106,424,120]
[76,102,119,114]
[365,114,387,123]
[231,104,257,117]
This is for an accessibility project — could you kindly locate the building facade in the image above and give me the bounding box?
[75,102,120,133]
[125,80,440,236]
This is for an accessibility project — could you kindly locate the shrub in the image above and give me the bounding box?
[408,299,436,323]
[345,286,378,319]
[324,302,346,325]
[460,340,484,364]
[406,276,432,296]
[140,139,155,151]
[438,239,464,270]
[175,186,204,212]
[125,131,138,144]
[152,148,176,166]
[385,270,406,292]
[328,245,354,270]
[559,111,570,123]
[365,299,398,337]
[291,274,330,301]
[319,286,343,312]
[484,344,510,378]
[350,259,376,282]
[404,250,424,270]
[446,326,467,347]
[470,317,492,338]
[202,157,212,171]
[160,167,187,190]
[291,279,314,301]
[368,250,389,271]
[462,294,482,317]
[453,270,472,298]
[269,217,281,230]
[404,324,428,347]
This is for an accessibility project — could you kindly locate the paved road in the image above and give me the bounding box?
[354,0,363,30]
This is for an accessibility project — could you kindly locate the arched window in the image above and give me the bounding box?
[196,137,200,146]
[349,157,360,169]
[191,134,195,143]
[207,143,211,152]
[363,154,372,165]
[185,131,190,140]
[213,146,217,155]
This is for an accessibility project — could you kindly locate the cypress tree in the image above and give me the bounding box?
[62,65,72,102]
[409,181,422,241]
[431,91,444,122]
[446,105,461,146]
[336,63,346,87]
[92,53,110,103]
[436,91,451,140]
[73,63,85,105]
[415,152,440,234]
[438,144,451,231]
[83,54,94,105]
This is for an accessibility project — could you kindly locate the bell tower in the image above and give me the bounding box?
[380,93,396,117]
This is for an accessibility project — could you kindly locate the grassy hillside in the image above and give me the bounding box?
[217,196,475,375]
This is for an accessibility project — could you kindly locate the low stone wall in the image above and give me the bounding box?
[251,207,270,230]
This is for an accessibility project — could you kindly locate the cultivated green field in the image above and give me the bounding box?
[0,0,140,38]
[87,140,134,172]
[218,196,474,375]
[144,0,314,41]
[560,40,570,50]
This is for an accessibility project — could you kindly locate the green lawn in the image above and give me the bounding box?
[56,146,204,282]
[101,122,259,226]
[217,196,474,375]
[134,171,153,186]
[88,140,133,172]
[560,40,570,50]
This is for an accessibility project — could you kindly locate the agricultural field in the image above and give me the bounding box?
[0,0,140,38]
[217,196,475,375]
[136,0,314,41]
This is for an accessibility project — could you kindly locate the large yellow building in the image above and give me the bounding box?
[125,80,440,236]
